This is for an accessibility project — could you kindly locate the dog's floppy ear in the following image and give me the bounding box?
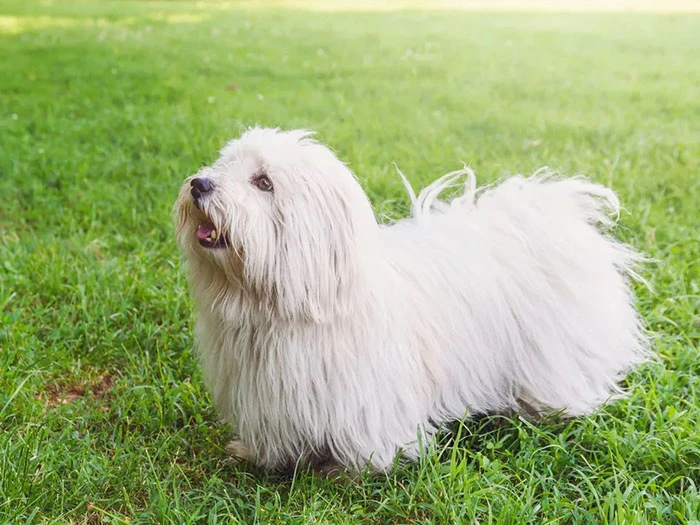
[267,184,367,323]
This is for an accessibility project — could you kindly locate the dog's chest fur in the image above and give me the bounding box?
[195,299,438,469]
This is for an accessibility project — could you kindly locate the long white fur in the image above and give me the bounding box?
[174,128,649,473]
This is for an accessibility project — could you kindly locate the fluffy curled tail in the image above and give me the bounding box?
[397,166,647,280]
[397,165,624,225]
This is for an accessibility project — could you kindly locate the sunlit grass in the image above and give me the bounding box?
[226,0,700,12]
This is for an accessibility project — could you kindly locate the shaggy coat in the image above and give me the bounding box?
[174,128,649,472]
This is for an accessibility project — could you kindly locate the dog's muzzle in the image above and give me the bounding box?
[188,177,229,249]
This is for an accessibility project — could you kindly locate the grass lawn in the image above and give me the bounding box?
[1,0,699,522]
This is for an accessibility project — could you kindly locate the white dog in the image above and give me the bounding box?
[174,128,649,473]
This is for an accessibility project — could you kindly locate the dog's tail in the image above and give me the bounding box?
[396,166,637,248]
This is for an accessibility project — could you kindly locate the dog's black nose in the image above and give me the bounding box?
[190,177,213,200]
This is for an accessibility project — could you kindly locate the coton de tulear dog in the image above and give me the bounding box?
[174,128,649,474]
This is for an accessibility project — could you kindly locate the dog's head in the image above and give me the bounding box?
[175,128,378,322]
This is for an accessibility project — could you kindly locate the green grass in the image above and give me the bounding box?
[1,0,699,522]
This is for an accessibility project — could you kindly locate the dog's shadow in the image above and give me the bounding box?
[435,413,545,464]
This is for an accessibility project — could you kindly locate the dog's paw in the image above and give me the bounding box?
[225,440,255,463]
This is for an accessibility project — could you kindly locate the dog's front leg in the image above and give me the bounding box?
[225,439,256,463]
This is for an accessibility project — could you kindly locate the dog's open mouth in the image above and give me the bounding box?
[197,222,228,249]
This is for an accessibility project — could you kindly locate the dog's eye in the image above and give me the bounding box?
[252,174,273,192]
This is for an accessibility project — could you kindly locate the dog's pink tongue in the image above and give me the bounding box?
[197,224,215,239]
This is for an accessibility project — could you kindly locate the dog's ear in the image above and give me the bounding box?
[269,186,367,323]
